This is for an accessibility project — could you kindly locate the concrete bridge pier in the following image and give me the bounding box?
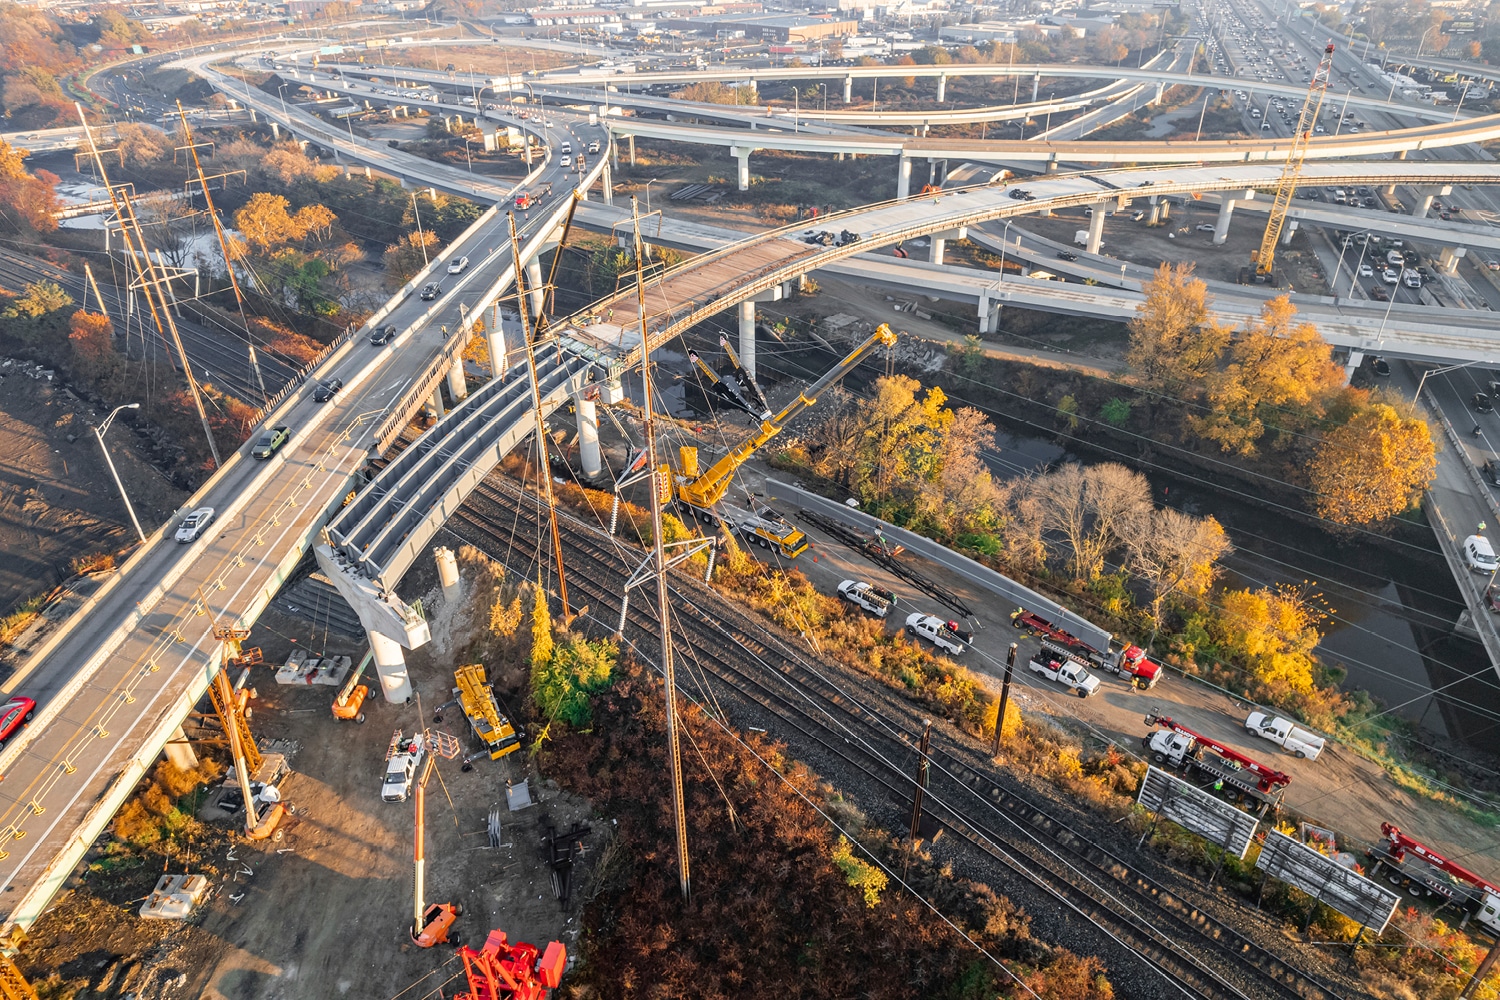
[936,74,948,103]
[1147,195,1161,224]
[738,286,785,382]
[611,134,619,169]
[1412,184,1452,217]
[446,353,467,402]
[731,145,752,191]
[897,154,912,201]
[435,546,461,603]
[1214,190,1254,245]
[270,121,280,139]
[429,384,445,419]
[369,631,413,703]
[928,226,967,266]
[1153,82,1165,105]
[526,259,546,319]
[978,288,1002,334]
[575,393,602,478]
[1086,207,1107,253]
[1282,219,1298,245]
[844,75,853,103]
[628,134,636,166]
[1033,72,1041,103]
[1343,349,1365,384]
[1439,245,1468,274]
[602,157,613,205]
[486,320,508,378]
[164,726,198,771]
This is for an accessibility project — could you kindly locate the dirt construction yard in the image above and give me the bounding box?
[19,571,597,1000]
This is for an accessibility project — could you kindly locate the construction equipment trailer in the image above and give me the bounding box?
[1013,609,1163,689]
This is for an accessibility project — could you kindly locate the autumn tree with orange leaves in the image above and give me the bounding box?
[1309,397,1436,526]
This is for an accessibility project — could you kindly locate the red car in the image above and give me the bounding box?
[0,697,34,747]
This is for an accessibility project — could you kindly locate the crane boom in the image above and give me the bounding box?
[1253,41,1336,280]
[676,324,898,509]
[1381,822,1500,894]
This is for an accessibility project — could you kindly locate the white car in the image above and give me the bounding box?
[446,256,470,275]
[1195,223,1216,232]
[560,155,572,167]
[1382,269,1399,284]
[1358,263,1373,277]
[1464,535,1498,574]
[174,507,216,543]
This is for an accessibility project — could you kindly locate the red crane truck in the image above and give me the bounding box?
[1367,822,1500,935]
[1012,608,1164,689]
[1142,714,1290,812]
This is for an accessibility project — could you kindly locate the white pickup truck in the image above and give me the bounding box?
[838,579,896,618]
[1028,655,1101,698]
[1244,711,1325,760]
[904,613,967,654]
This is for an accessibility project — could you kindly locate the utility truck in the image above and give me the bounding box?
[838,579,897,618]
[1142,714,1289,811]
[1027,648,1101,698]
[1244,711,1325,760]
[904,613,968,654]
[1012,609,1163,689]
[1366,822,1500,935]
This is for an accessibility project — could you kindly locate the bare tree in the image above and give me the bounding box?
[1126,508,1231,630]
[1027,462,1151,581]
[134,190,198,271]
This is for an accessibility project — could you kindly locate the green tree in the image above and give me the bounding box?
[530,635,617,727]
[1100,398,1132,426]
[1,279,73,342]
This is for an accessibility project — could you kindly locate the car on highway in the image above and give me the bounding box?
[174,507,216,542]
[1484,459,1500,488]
[446,256,469,275]
[560,155,572,167]
[0,697,35,748]
[370,324,398,346]
[313,377,344,403]
[1368,285,1389,301]
[588,140,600,154]
[420,282,442,301]
[1359,263,1373,277]
[1474,392,1495,414]
[1465,534,1499,574]
[1372,357,1391,377]
[1382,268,1399,284]
[1404,271,1422,289]
[1056,250,1078,261]
[252,425,291,460]
[1488,260,1500,271]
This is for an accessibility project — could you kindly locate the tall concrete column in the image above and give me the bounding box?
[429,384,445,419]
[732,146,751,191]
[1342,350,1364,385]
[1439,245,1467,274]
[1413,191,1435,217]
[978,290,1001,334]
[1153,82,1165,105]
[446,353,467,401]
[575,394,601,478]
[486,322,508,378]
[1086,207,1107,253]
[1281,219,1298,245]
[936,74,947,103]
[526,259,545,319]
[270,121,280,139]
[928,227,965,266]
[164,725,198,771]
[928,158,938,185]
[1213,198,1236,244]
[611,134,619,169]
[602,157,613,205]
[896,155,912,201]
[434,546,460,603]
[369,630,412,703]
[1032,73,1040,102]
[739,299,757,382]
[1159,199,1170,220]
[1148,195,1161,225]
[628,134,636,166]
[843,75,853,103]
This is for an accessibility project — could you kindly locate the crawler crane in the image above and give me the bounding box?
[1251,41,1336,283]
[639,323,898,556]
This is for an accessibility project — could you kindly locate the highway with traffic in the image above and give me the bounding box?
[10,11,1500,946]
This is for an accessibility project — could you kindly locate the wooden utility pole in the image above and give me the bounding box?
[630,197,690,901]
[994,643,1017,756]
[508,213,571,621]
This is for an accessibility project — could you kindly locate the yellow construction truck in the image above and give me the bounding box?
[452,664,520,761]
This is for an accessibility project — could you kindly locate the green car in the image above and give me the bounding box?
[251,425,291,460]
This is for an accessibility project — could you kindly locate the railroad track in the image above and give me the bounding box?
[448,477,1364,1000]
[0,248,300,404]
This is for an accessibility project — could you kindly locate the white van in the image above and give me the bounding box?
[1464,535,1498,574]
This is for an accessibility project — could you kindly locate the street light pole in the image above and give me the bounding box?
[645,177,657,215]
[95,403,145,543]
[997,219,1013,282]
[411,191,429,267]
[1416,360,1482,402]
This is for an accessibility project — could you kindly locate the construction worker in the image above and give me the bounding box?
[440,324,449,339]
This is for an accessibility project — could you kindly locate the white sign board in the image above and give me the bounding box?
[1256,830,1400,933]
[1137,766,1258,859]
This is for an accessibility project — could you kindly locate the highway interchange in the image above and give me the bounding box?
[8,3,1500,942]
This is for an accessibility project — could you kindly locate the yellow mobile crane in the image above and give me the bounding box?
[1251,41,1336,283]
[669,323,899,555]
